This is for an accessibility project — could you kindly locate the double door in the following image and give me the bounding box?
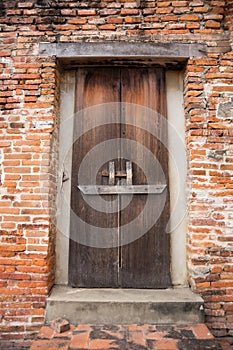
[69,67,171,288]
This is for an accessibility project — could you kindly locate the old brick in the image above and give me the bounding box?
[61,9,76,16]
[121,9,139,15]
[156,8,172,14]
[193,6,209,13]
[67,18,87,25]
[181,14,200,21]
[205,21,221,28]
[98,24,116,30]
[107,17,123,24]
[18,2,33,8]
[51,318,70,333]
[78,9,96,16]
[172,1,187,6]
[124,17,141,23]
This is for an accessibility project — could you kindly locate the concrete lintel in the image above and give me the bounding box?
[39,42,207,59]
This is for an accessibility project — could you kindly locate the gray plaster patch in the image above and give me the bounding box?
[217,99,233,120]
[207,149,226,161]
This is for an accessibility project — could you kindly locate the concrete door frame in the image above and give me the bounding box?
[55,68,187,287]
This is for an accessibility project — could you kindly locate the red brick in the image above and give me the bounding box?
[18,2,33,8]
[51,319,70,333]
[61,9,76,16]
[107,17,123,24]
[205,20,221,28]
[172,1,187,5]
[23,9,38,15]
[192,324,214,339]
[0,142,11,147]
[30,339,70,350]
[121,9,139,15]
[69,332,89,348]
[161,15,178,21]
[99,24,116,30]
[158,1,171,6]
[89,339,115,349]
[181,14,200,21]
[156,8,172,14]
[82,25,97,31]
[128,331,147,346]
[76,324,92,331]
[124,17,141,23]
[193,6,209,13]
[78,9,96,16]
[68,18,87,25]
[153,339,178,349]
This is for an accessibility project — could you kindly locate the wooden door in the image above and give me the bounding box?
[69,67,171,288]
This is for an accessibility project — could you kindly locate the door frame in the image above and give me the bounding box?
[56,68,187,288]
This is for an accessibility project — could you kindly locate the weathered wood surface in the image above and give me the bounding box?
[119,68,171,288]
[78,185,166,195]
[69,68,120,288]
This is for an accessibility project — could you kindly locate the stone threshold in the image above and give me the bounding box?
[45,286,204,325]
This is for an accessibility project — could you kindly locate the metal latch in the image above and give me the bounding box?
[78,161,166,195]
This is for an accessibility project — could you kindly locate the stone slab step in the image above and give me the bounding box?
[45,285,204,325]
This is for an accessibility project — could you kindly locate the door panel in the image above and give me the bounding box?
[69,68,120,287]
[120,68,171,288]
[69,67,171,288]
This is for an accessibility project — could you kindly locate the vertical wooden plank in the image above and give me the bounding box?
[120,68,171,288]
[69,68,120,287]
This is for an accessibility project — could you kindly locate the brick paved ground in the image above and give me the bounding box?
[30,324,232,350]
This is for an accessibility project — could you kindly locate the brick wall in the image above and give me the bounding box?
[0,0,232,347]
[185,0,233,338]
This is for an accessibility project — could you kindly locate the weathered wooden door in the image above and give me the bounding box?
[69,67,171,288]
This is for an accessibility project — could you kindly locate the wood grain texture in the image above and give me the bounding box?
[69,68,120,287]
[120,68,171,288]
[78,185,166,195]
